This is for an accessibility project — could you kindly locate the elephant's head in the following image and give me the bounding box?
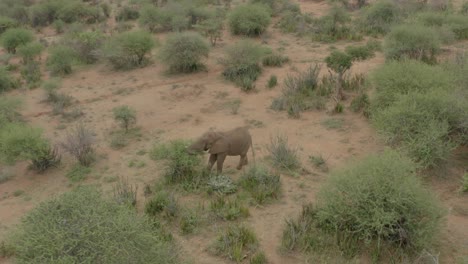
[186,131,228,155]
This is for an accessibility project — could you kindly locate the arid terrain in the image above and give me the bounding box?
[0,0,467,263]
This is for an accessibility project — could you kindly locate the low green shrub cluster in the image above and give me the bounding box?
[370,60,466,168]
[1,28,34,54]
[101,30,155,70]
[0,67,18,93]
[0,122,60,172]
[383,24,440,64]
[159,32,209,73]
[262,53,289,67]
[228,3,271,36]
[239,164,281,204]
[344,40,381,61]
[7,185,179,263]
[149,139,205,190]
[282,150,446,260]
[266,134,301,171]
[310,5,362,42]
[276,3,313,35]
[212,224,259,262]
[270,64,330,117]
[358,0,401,36]
[414,12,468,41]
[221,40,265,91]
[27,0,106,27]
[210,195,250,221]
[138,1,216,33]
[46,45,77,76]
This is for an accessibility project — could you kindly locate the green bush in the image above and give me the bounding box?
[65,30,103,64]
[7,185,179,263]
[313,150,445,256]
[311,5,360,42]
[28,0,66,27]
[221,40,265,91]
[21,61,42,87]
[193,16,224,46]
[345,44,375,61]
[159,32,209,73]
[0,67,18,93]
[0,16,17,34]
[1,27,34,53]
[46,45,77,76]
[267,134,300,171]
[101,30,155,70]
[66,164,91,182]
[0,97,22,126]
[359,0,400,35]
[228,3,271,36]
[113,105,137,132]
[145,189,179,219]
[262,53,289,67]
[415,12,468,41]
[383,24,440,63]
[270,64,328,117]
[277,10,313,35]
[239,164,281,204]
[0,123,60,172]
[57,1,103,24]
[17,42,44,64]
[138,5,162,32]
[210,196,250,221]
[116,5,139,22]
[212,224,259,262]
[461,172,468,193]
[267,74,277,88]
[370,60,456,110]
[461,2,468,15]
[371,90,464,168]
[149,140,205,190]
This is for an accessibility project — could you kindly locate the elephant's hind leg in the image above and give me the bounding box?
[237,154,248,170]
[216,153,227,174]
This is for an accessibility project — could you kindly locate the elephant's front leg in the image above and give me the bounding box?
[216,153,227,174]
[207,154,217,171]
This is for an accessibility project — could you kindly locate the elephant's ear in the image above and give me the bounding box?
[209,136,229,154]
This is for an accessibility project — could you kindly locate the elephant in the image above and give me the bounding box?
[187,126,255,174]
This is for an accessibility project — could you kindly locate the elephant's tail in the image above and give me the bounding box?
[250,138,256,165]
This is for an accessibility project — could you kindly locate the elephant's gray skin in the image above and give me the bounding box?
[187,126,255,174]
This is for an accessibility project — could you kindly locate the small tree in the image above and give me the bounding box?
[60,123,95,166]
[113,105,136,132]
[194,18,223,46]
[101,30,155,70]
[228,3,271,36]
[383,24,440,64]
[138,5,161,33]
[46,45,77,76]
[0,67,18,93]
[1,28,34,54]
[221,40,265,91]
[325,50,353,100]
[159,32,209,73]
[17,42,44,64]
[0,123,60,172]
[0,16,17,34]
[65,31,103,64]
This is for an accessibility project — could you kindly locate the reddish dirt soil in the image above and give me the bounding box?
[1,1,467,263]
